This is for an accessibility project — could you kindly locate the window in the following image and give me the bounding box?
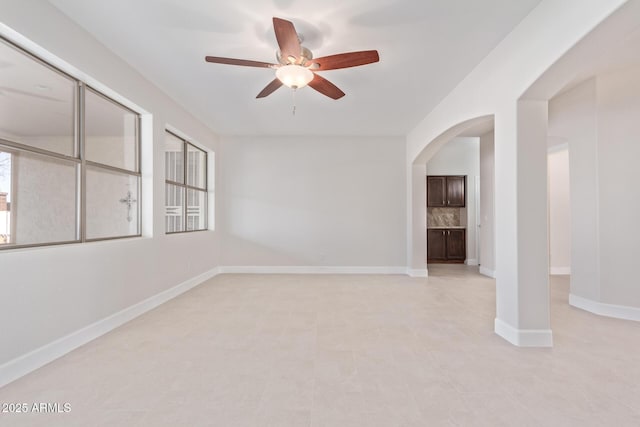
[0,37,141,249]
[165,131,208,233]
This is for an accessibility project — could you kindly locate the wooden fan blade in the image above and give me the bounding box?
[205,56,276,68]
[256,78,283,98]
[273,18,301,63]
[308,50,379,71]
[308,74,345,100]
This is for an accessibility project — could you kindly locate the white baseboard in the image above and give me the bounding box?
[550,266,571,275]
[494,318,553,347]
[218,266,409,275]
[465,259,478,266]
[0,267,221,389]
[407,269,428,278]
[479,266,496,278]
[569,294,640,322]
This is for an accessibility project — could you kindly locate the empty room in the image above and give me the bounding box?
[1,0,639,426]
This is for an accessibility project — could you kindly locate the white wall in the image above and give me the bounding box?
[0,1,220,369]
[596,66,640,307]
[425,137,480,264]
[548,79,600,301]
[218,135,407,268]
[547,146,571,274]
[548,67,640,310]
[479,131,495,275]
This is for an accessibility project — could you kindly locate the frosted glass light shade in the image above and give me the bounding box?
[275,65,314,89]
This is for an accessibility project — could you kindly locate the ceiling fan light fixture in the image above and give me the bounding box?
[205,17,379,100]
[275,64,313,89]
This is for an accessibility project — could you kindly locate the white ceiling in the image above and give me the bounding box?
[48,0,542,136]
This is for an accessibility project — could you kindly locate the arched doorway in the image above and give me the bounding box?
[408,115,494,278]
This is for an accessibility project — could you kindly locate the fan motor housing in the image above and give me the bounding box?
[276,46,313,65]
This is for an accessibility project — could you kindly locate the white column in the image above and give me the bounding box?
[408,163,428,277]
[494,100,552,347]
[479,131,496,277]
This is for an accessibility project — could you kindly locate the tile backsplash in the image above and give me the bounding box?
[428,207,463,227]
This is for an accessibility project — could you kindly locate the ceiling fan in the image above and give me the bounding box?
[204,17,379,100]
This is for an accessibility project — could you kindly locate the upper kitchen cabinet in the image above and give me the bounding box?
[426,176,446,207]
[446,176,465,207]
[427,175,466,207]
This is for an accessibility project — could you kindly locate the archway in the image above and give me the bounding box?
[403,1,630,347]
[408,115,494,278]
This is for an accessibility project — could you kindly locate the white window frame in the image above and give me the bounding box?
[0,36,142,250]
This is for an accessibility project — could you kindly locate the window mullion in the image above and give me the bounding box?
[136,115,141,174]
[204,191,208,230]
[79,82,86,243]
[183,141,187,232]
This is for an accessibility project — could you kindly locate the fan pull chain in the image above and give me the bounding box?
[292,88,297,116]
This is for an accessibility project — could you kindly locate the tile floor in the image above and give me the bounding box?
[1,265,639,426]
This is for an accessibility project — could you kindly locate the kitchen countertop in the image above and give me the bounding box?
[427,226,466,229]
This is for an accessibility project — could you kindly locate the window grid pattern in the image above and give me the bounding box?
[165,131,207,234]
[0,37,141,250]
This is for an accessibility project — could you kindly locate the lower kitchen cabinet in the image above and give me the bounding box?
[427,229,447,261]
[427,228,466,263]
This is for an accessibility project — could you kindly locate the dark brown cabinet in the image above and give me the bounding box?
[427,228,466,263]
[427,176,466,207]
[446,176,465,207]
[427,176,446,207]
[446,229,466,261]
[427,229,447,261]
